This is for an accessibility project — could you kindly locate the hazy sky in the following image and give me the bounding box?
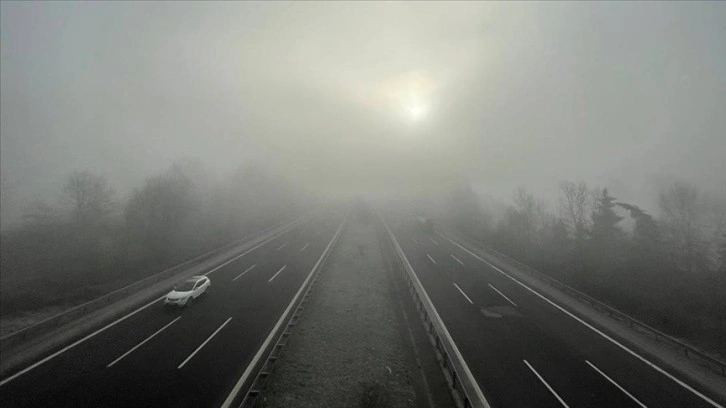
[2,1,725,225]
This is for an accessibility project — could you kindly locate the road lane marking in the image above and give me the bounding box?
[276,242,287,251]
[443,233,724,408]
[451,254,464,265]
[220,213,348,408]
[427,254,437,264]
[107,317,181,368]
[233,264,257,281]
[488,284,518,307]
[268,265,287,283]
[524,360,570,408]
[178,317,232,369]
[299,242,309,252]
[586,360,648,408]
[0,295,165,387]
[385,223,490,408]
[431,238,439,246]
[0,224,297,387]
[412,238,418,244]
[453,283,474,304]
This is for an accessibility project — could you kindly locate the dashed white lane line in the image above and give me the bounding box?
[412,238,418,244]
[178,317,232,369]
[232,264,257,281]
[268,265,287,283]
[107,316,181,368]
[427,254,437,264]
[299,242,309,252]
[453,283,474,304]
[444,234,724,408]
[488,283,518,307]
[451,254,464,265]
[524,360,570,408]
[276,242,287,251]
[586,360,648,408]
[431,238,439,245]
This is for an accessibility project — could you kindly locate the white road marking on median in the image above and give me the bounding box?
[586,360,648,408]
[412,238,418,244]
[488,284,518,307]
[431,238,439,245]
[276,242,287,251]
[427,254,437,264]
[299,242,309,252]
[233,264,257,281]
[0,224,297,387]
[451,254,464,265]
[107,317,181,368]
[268,265,287,283]
[453,283,474,304]
[443,233,725,408]
[178,317,232,369]
[220,213,349,408]
[524,360,570,408]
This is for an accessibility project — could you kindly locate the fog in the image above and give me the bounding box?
[2,1,725,227]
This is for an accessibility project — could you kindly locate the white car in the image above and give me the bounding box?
[164,276,210,307]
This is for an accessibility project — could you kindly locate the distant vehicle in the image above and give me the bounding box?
[164,276,210,307]
[416,215,435,233]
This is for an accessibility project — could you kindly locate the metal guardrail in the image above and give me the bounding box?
[0,218,301,352]
[237,212,349,408]
[448,231,726,377]
[382,218,490,408]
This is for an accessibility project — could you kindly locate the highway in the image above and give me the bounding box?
[0,210,346,408]
[389,218,724,408]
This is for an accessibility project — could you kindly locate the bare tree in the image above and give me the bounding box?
[61,170,115,226]
[658,182,706,273]
[559,181,596,240]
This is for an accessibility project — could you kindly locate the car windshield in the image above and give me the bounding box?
[174,281,196,292]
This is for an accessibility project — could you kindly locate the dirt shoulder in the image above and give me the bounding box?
[261,216,454,408]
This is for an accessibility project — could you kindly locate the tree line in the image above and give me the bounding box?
[444,180,726,357]
[0,159,309,319]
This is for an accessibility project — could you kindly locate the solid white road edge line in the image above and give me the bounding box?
[0,223,296,387]
[219,213,348,408]
[178,317,232,369]
[107,316,181,368]
[453,283,474,304]
[443,233,725,408]
[267,265,287,283]
[524,359,570,408]
[299,242,309,252]
[385,221,490,407]
[233,264,257,281]
[427,254,437,264]
[0,295,164,387]
[586,360,648,408]
[451,254,465,265]
[488,284,518,307]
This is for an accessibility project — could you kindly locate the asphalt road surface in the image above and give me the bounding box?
[389,218,724,408]
[0,211,345,408]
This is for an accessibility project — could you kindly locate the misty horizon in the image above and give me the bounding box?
[2,1,725,228]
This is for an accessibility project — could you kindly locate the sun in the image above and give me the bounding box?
[406,100,429,121]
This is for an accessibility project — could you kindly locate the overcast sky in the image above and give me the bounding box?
[2,1,725,225]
